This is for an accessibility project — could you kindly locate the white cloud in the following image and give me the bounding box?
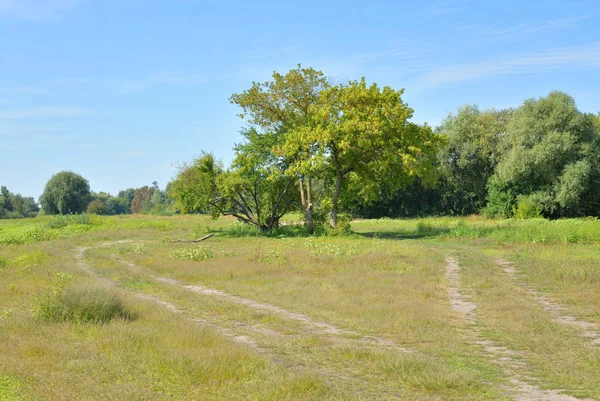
[413,42,600,90]
[0,0,79,20]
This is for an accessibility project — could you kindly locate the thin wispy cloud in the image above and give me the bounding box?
[0,107,91,120]
[0,0,79,20]
[460,15,591,43]
[414,42,600,90]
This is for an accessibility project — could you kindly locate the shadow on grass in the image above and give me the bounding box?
[357,229,450,240]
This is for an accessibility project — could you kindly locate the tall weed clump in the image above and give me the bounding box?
[34,281,135,324]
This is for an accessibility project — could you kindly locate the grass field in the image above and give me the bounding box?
[1,215,599,400]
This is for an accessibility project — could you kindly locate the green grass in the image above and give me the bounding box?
[34,283,136,324]
[1,214,599,399]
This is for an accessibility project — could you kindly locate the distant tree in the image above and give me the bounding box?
[130,186,155,214]
[39,171,91,215]
[485,91,600,217]
[437,105,511,214]
[169,153,222,214]
[117,188,136,214]
[21,197,40,217]
[0,186,12,212]
[87,200,108,215]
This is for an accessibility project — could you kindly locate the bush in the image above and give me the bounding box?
[221,223,261,237]
[513,195,542,219]
[171,246,215,261]
[45,214,92,229]
[87,200,107,215]
[34,284,135,324]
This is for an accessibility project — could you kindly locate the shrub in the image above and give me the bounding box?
[171,246,215,261]
[34,284,135,324]
[87,200,107,215]
[45,214,92,229]
[513,195,542,219]
[221,223,261,237]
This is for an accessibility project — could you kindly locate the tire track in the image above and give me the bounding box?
[496,258,600,347]
[117,258,413,354]
[445,256,593,401]
[76,246,262,350]
[75,244,416,399]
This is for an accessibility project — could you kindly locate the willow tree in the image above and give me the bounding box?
[486,91,600,217]
[284,78,441,228]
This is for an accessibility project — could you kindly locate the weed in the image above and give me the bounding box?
[132,244,146,255]
[0,376,24,401]
[171,246,215,261]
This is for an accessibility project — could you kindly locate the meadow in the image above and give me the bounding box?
[0,214,599,400]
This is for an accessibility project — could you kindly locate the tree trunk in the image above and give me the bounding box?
[299,176,314,234]
[330,171,343,228]
[305,177,314,234]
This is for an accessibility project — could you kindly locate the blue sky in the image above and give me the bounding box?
[1,0,599,199]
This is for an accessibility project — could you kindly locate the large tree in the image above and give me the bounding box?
[39,171,91,215]
[486,91,600,217]
[230,65,328,233]
[285,78,441,228]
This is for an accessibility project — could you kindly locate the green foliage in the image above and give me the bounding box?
[39,171,91,215]
[437,105,511,214]
[513,195,542,219]
[0,185,39,219]
[87,200,107,215]
[220,222,262,237]
[34,281,135,324]
[171,246,215,261]
[283,77,441,228]
[45,213,92,229]
[0,375,25,401]
[168,152,223,214]
[488,92,600,218]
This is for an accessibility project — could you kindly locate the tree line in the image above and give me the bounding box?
[4,66,600,229]
[0,174,172,219]
[169,66,600,232]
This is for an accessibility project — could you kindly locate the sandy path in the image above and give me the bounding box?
[496,258,600,346]
[74,244,415,399]
[445,256,593,401]
[117,258,413,354]
[75,247,262,349]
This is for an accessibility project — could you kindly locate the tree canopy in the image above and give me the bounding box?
[39,171,91,215]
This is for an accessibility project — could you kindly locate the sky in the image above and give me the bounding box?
[1,0,599,200]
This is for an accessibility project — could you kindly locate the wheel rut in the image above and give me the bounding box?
[121,261,412,354]
[445,256,593,401]
[496,258,600,347]
[73,243,417,399]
